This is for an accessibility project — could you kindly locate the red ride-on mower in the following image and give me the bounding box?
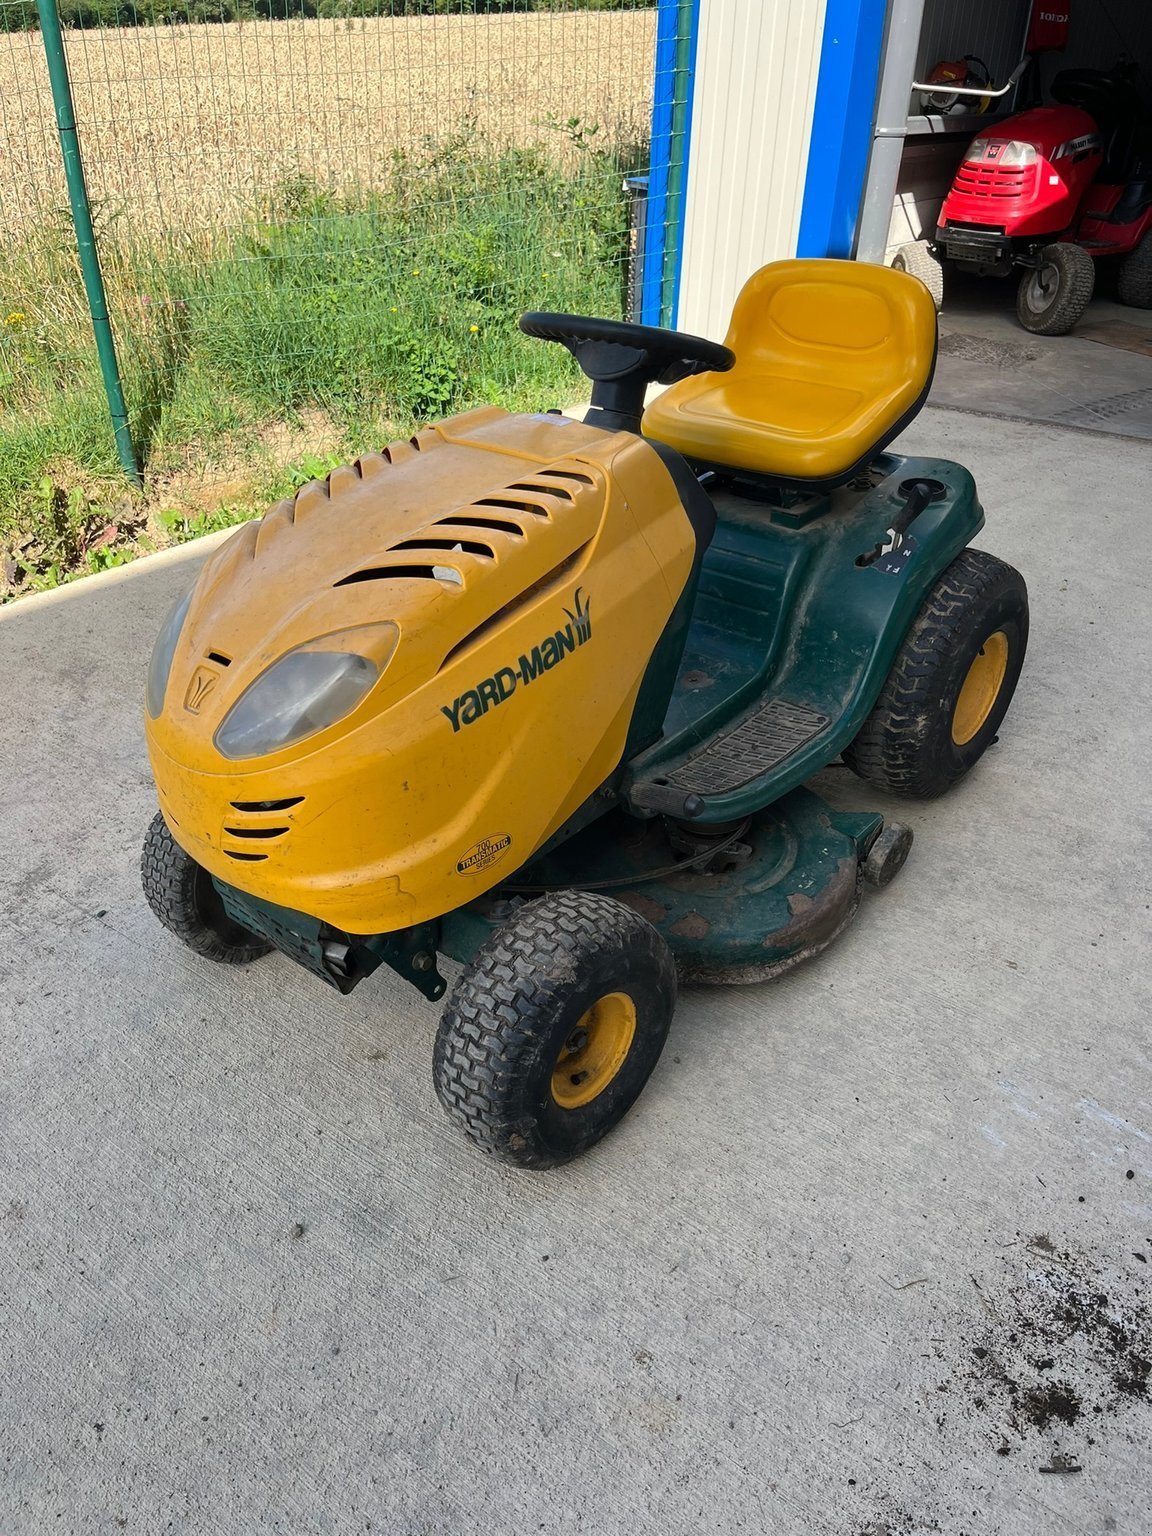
[895,51,1152,334]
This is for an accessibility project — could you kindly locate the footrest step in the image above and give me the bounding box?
[665,698,830,796]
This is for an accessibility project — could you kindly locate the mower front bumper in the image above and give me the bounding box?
[211,878,448,1000]
[935,224,1013,270]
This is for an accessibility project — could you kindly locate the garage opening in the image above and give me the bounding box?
[859,0,1152,437]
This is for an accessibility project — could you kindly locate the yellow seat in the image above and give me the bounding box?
[643,259,938,484]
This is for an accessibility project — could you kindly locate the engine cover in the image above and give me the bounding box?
[145,407,698,933]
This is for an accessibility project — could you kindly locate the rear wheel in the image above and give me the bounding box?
[892,242,944,309]
[1118,231,1152,308]
[844,548,1028,799]
[1015,244,1094,335]
[433,890,676,1169]
[141,810,272,964]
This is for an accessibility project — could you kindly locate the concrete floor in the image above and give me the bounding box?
[932,270,1152,440]
[2,406,1150,1535]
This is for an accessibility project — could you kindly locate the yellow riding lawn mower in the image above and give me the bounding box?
[142,259,1028,1169]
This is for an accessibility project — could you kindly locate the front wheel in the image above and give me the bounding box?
[1015,244,1094,335]
[843,549,1028,799]
[141,810,272,964]
[433,890,677,1169]
[892,242,944,309]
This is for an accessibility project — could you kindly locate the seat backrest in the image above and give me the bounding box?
[642,258,938,486]
[722,258,937,405]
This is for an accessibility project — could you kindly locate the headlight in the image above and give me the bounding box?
[146,587,193,718]
[966,138,1038,168]
[214,645,383,760]
[995,141,1039,168]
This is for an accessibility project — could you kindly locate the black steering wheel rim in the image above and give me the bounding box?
[519,311,734,384]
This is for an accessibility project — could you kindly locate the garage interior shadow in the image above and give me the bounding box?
[929,266,1152,438]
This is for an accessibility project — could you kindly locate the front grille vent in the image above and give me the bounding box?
[223,798,303,861]
[954,164,1034,198]
[230,797,303,812]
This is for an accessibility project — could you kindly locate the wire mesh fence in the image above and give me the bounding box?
[1,0,668,585]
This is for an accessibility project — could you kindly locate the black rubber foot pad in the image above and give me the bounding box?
[668,699,830,795]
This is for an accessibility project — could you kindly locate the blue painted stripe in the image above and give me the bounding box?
[642,0,700,326]
[641,0,678,324]
[667,0,701,326]
[797,0,888,260]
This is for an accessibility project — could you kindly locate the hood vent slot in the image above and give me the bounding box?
[508,480,575,502]
[537,468,594,487]
[225,825,289,840]
[335,564,462,587]
[224,851,268,862]
[393,538,495,559]
[475,497,549,517]
[436,514,524,537]
[206,650,232,667]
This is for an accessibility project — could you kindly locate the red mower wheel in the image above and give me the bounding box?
[1118,231,1152,310]
[1015,244,1094,336]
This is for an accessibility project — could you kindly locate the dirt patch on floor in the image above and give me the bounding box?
[944,1236,1149,1471]
[937,332,1040,370]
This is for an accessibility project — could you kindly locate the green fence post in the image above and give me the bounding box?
[35,0,141,486]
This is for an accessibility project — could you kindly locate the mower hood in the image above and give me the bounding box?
[144,406,699,933]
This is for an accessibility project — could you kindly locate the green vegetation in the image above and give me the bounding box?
[1,0,652,33]
[0,127,639,594]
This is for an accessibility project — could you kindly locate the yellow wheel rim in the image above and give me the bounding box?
[551,992,637,1110]
[952,631,1009,745]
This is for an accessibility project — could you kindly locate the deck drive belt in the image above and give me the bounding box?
[667,699,830,795]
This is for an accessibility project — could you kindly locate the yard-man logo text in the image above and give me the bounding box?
[441,589,592,732]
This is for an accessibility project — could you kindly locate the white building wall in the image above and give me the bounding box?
[676,0,828,339]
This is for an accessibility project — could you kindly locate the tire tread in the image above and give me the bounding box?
[843,547,1027,798]
[1118,231,1152,309]
[1016,244,1094,336]
[434,890,674,1168]
[141,811,271,965]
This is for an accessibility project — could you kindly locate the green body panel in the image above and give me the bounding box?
[625,453,984,821]
[440,789,884,982]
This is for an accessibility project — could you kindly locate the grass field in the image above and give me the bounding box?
[0,10,654,594]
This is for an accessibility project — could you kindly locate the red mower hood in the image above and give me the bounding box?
[940,105,1102,240]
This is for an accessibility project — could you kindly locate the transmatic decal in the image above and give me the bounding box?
[456,835,512,875]
[440,588,592,732]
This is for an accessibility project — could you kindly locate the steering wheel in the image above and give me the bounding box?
[519,312,734,434]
